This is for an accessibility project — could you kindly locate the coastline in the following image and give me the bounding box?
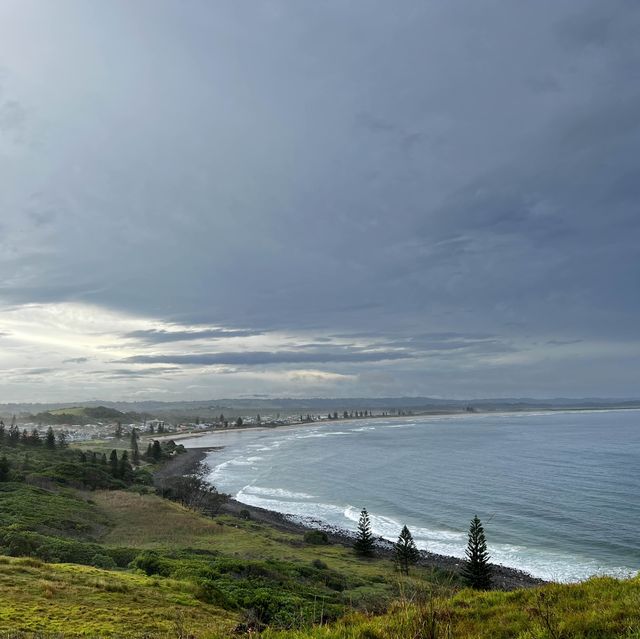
[155,447,546,591]
[152,405,640,444]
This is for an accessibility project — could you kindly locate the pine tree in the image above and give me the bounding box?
[151,440,162,461]
[57,432,68,448]
[8,424,19,446]
[119,450,133,483]
[101,453,107,465]
[45,427,56,449]
[354,508,375,557]
[394,525,420,575]
[109,450,119,477]
[130,428,140,466]
[462,515,492,590]
[114,422,123,439]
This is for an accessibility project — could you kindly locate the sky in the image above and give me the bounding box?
[0,0,639,402]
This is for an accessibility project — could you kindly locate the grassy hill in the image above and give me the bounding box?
[26,405,151,425]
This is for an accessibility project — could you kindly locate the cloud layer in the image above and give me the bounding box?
[0,1,638,401]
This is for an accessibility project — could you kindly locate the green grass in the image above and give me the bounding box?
[0,483,107,538]
[0,555,235,637]
[260,576,640,638]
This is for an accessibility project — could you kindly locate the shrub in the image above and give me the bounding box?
[131,550,171,576]
[304,530,329,545]
[91,553,116,569]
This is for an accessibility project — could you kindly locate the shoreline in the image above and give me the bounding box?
[155,447,546,591]
[152,405,640,444]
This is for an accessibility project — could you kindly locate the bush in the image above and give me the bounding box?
[311,558,328,570]
[131,550,172,576]
[91,553,116,569]
[304,530,329,545]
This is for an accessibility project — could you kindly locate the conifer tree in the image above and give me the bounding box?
[354,508,375,557]
[57,432,68,448]
[101,453,107,465]
[109,450,119,477]
[151,440,162,461]
[29,428,41,446]
[394,525,420,575]
[8,424,20,446]
[462,515,492,590]
[130,428,140,466]
[119,450,133,482]
[0,420,5,442]
[45,427,56,449]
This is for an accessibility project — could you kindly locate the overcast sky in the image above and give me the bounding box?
[0,0,638,402]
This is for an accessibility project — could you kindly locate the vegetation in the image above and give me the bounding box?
[0,431,636,637]
[394,525,419,575]
[26,405,151,426]
[260,576,640,639]
[463,515,492,590]
[354,507,375,557]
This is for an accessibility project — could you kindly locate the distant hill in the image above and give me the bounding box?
[1,397,638,423]
[22,405,152,425]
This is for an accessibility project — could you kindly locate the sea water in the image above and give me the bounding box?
[181,409,640,582]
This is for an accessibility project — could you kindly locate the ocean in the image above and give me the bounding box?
[181,409,640,582]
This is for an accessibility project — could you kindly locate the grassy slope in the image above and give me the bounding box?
[92,490,453,607]
[261,577,640,638]
[0,556,235,637]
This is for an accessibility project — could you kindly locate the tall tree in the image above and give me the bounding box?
[354,508,375,557]
[151,440,162,461]
[119,450,133,482]
[45,427,56,449]
[130,428,140,466]
[462,515,492,590]
[57,432,68,448]
[114,421,123,439]
[8,423,20,446]
[109,450,119,477]
[394,525,420,575]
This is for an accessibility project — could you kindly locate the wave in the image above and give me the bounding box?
[241,485,316,500]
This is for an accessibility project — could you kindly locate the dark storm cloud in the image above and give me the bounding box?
[62,357,89,364]
[1,0,639,398]
[121,349,414,366]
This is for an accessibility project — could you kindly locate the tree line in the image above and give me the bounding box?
[353,507,492,589]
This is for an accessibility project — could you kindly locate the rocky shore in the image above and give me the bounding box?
[155,447,546,591]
